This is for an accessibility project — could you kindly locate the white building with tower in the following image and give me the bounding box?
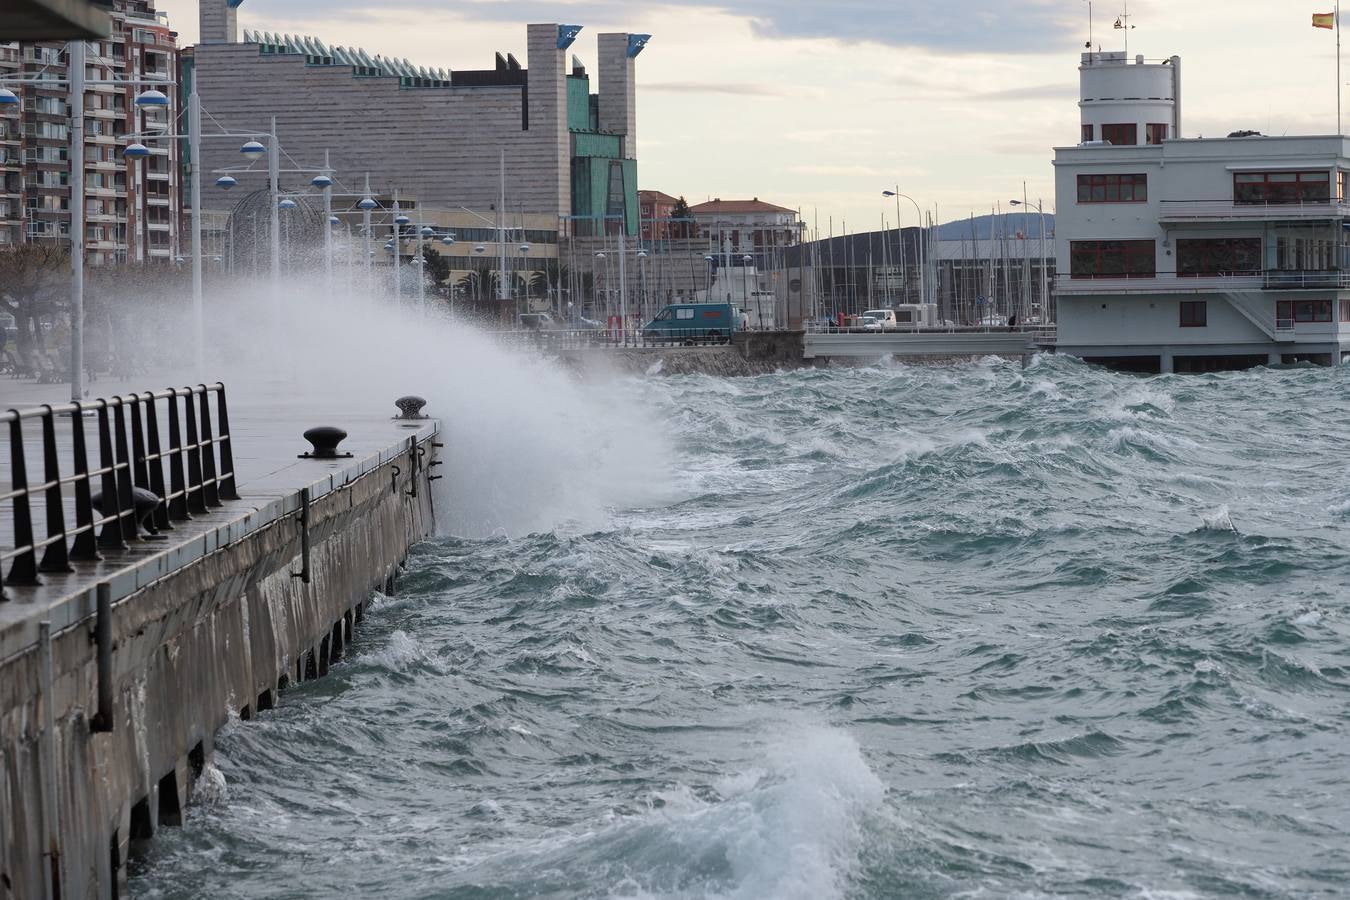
[1054,50,1350,372]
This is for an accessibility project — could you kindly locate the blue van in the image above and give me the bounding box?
[641,303,747,343]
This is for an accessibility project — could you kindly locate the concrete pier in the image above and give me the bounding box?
[0,381,440,899]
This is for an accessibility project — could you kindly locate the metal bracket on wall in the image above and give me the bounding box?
[91,582,114,734]
[290,488,311,585]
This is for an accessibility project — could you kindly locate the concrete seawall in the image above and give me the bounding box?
[0,417,439,899]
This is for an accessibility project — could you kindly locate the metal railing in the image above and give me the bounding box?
[1,384,237,600]
[1158,199,1350,220]
[493,327,742,350]
[1058,271,1350,293]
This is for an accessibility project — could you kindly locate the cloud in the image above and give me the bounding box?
[233,0,1085,53]
[976,83,1080,101]
[645,81,788,96]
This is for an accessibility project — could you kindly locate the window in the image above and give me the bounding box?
[1100,123,1137,146]
[1234,171,1331,204]
[1077,173,1148,203]
[675,308,695,320]
[1180,301,1207,327]
[1082,124,1094,143]
[1069,240,1156,278]
[1341,171,1350,200]
[1340,299,1350,322]
[1276,300,1333,323]
[1146,123,1169,144]
[1176,238,1262,276]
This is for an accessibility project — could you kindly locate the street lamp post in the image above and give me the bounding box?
[883,188,925,307]
[2,42,175,400]
[1009,197,1048,325]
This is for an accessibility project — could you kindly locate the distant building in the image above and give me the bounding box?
[689,197,799,263]
[191,2,649,258]
[0,0,181,264]
[1055,50,1350,372]
[638,189,678,240]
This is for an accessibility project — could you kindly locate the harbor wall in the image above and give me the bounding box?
[0,434,438,900]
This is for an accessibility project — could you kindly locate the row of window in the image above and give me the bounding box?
[1082,123,1170,146]
[1177,300,1349,328]
[1076,171,1344,206]
[1072,237,1347,278]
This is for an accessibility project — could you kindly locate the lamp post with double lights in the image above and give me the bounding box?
[124,92,293,371]
[0,41,175,400]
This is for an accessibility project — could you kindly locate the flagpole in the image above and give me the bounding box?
[1338,0,1343,135]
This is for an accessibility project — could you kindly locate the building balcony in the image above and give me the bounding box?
[1057,273,1264,295]
[1159,199,1350,223]
[1059,270,1350,295]
[1264,270,1350,290]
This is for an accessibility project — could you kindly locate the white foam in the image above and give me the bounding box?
[368,629,429,672]
[190,762,228,808]
[1294,608,1324,627]
[1199,505,1238,533]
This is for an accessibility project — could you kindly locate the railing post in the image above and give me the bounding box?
[214,383,239,501]
[95,402,127,551]
[111,399,136,541]
[6,413,39,586]
[197,386,221,508]
[69,402,100,561]
[165,389,190,521]
[182,387,207,515]
[142,392,171,532]
[37,406,72,574]
[128,396,151,494]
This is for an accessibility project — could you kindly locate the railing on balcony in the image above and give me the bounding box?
[1263,270,1350,289]
[1159,199,1350,221]
[1059,270,1350,293]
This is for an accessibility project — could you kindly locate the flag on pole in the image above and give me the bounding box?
[1314,12,1336,28]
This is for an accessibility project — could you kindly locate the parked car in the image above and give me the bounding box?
[642,303,746,343]
[861,309,898,329]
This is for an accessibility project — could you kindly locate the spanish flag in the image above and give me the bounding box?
[1314,12,1336,28]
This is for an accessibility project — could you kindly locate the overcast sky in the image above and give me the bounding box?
[157,0,1345,233]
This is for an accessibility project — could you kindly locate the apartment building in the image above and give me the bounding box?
[0,0,180,264]
[1055,51,1350,371]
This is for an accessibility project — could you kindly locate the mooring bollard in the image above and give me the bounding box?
[299,427,352,460]
[394,396,428,420]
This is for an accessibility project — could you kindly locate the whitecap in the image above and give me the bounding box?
[1199,506,1238,534]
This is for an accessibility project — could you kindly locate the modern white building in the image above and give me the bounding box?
[1055,51,1350,372]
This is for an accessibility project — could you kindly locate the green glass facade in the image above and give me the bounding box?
[567,73,637,235]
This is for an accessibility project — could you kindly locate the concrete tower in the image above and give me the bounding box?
[200,0,241,44]
[1078,52,1181,145]
[526,23,572,231]
[597,32,638,158]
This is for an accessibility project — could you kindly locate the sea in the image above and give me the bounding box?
[132,355,1350,899]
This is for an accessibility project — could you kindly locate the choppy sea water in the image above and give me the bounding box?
[134,356,1350,899]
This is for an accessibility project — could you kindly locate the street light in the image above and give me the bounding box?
[1009,197,1049,326]
[216,175,237,189]
[1,45,180,400]
[883,188,925,307]
[240,141,266,161]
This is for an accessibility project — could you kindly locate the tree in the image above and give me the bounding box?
[670,196,696,239]
[0,244,70,359]
[421,246,451,293]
